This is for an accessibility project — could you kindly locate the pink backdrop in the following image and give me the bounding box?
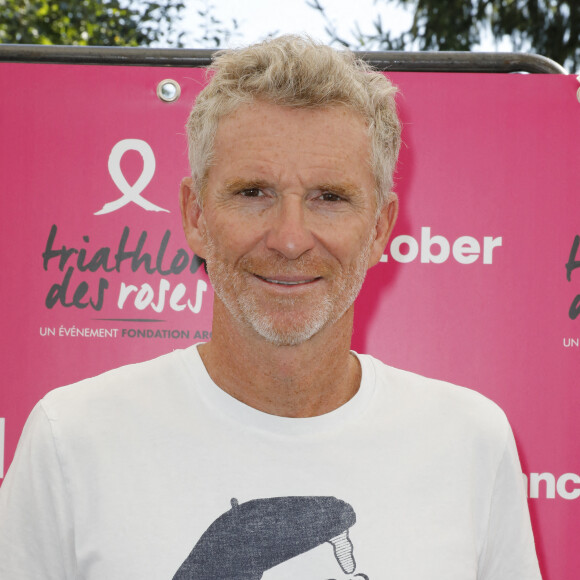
[0,62,578,580]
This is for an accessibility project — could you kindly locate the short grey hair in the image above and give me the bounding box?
[186,35,401,206]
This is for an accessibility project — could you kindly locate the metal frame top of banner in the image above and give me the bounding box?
[0,44,567,74]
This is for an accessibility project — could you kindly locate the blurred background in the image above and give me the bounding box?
[0,0,578,72]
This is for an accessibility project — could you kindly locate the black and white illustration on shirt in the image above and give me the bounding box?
[172,495,369,579]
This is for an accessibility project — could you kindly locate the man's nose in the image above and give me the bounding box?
[264,196,315,260]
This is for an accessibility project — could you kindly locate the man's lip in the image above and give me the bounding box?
[254,274,321,286]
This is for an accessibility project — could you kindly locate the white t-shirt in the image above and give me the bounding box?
[0,345,541,579]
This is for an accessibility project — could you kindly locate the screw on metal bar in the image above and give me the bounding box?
[157,79,181,103]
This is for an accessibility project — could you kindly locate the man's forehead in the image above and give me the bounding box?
[210,103,372,174]
[215,100,368,136]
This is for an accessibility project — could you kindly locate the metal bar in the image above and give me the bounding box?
[0,45,214,68]
[361,50,567,74]
[0,44,567,74]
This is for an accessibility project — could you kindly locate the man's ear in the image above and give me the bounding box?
[368,192,398,268]
[180,177,207,258]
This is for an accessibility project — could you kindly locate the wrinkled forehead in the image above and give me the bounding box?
[214,99,370,137]
[213,102,372,170]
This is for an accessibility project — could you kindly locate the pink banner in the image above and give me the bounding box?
[0,62,578,580]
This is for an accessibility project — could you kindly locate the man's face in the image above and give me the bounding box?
[181,101,397,346]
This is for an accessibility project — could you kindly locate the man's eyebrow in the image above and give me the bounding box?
[317,182,366,198]
[221,178,271,195]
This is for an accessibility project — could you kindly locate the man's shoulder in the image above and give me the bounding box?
[360,353,510,441]
[40,345,199,420]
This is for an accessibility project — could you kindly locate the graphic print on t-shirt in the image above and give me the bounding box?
[172,495,369,579]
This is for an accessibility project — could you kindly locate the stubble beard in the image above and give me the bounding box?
[204,234,373,347]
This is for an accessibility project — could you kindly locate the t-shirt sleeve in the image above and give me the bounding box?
[478,424,542,580]
[0,402,77,579]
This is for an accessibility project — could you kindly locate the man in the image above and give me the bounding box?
[0,36,541,579]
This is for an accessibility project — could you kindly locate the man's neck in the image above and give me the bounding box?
[197,302,361,418]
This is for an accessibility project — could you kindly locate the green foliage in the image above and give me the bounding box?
[309,0,580,72]
[0,0,186,46]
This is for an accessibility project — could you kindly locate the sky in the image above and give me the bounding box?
[179,0,414,48]
[178,0,510,51]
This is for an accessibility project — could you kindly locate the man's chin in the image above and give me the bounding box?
[249,318,323,347]
[217,289,344,346]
